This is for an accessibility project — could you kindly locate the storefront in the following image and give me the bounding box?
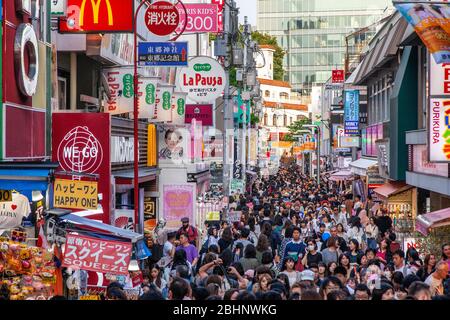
[373,182,416,232]
[349,158,378,201]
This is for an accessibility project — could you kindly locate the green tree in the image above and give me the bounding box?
[251,31,285,81]
[282,117,312,141]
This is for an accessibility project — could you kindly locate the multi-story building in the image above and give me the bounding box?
[256,0,393,95]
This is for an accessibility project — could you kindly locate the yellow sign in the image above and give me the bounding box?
[271,141,293,148]
[54,179,98,210]
[80,0,113,27]
[147,124,157,167]
[79,295,101,300]
[205,211,220,221]
[0,190,12,202]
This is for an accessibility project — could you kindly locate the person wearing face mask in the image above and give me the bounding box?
[302,238,322,269]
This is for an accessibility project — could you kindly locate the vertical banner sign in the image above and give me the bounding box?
[138,77,158,119]
[175,4,219,33]
[62,234,132,275]
[171,92,187,125]
[429,52,450,162]
[178,56,226,103]
[138,42,188,67]
[155,84,174,122]
[52,113,111,223]
[163,185,194,228]
[344,90,360,135]
[211,0,224,32]
[58,0,134,33]
[103,67,134,115]
[395,2,450,64]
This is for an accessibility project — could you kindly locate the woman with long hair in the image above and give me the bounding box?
[376,238,391,267]
[338,253,351,278]
[218,227,234,253]
[280,257,301,287]
[256,233,271,263]
[346,239,363,266]
[416,254,437,282]
[149,264,167,292]
[406,247,423,274]
[441,243,450,274]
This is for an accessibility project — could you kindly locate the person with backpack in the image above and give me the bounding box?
[177,217,199,247]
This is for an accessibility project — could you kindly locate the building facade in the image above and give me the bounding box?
[256,0,393,95]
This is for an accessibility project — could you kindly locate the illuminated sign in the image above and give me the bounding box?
[58,0,134,33]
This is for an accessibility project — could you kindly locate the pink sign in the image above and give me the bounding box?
[413,145,449,177]
[176,4,218,33]
[185,104,213,126]
[163,185,194,227]
[62,234,132,275]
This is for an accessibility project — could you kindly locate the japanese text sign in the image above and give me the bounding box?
[145,1,180,36]
[58,0,134,33]
[185,104,213,126]
[332,70,345,83]
[430,56,450,96]
[138,42,188,67]
[176,4,218,33]
[429,98,450,162]
[178,56,226,103]
[54,179,98,210]
[62,234,132,275]
[344,90,360,135]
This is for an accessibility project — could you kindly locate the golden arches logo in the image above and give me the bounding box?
[80,0,113,27]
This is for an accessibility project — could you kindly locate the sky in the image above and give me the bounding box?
[235,0,257,27]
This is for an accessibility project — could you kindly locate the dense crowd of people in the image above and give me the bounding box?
[104,165,450,300]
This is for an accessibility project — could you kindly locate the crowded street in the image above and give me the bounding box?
[0,0,450,304]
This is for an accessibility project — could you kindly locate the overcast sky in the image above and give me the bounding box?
[235,0,257,27]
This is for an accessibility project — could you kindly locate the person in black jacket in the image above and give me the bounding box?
[375,209,392,236]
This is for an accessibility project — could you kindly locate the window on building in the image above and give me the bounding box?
[265,90,271,97]
[290,117,293,125]
[273,114,277,126]
[280,92,289,99]
[283,115,287,126]
[264,113,268,126]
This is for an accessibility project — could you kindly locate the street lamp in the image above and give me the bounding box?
[303,124,321,185]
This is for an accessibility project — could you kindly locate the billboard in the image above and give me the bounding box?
[52,113,111,223]
[395,2,450,64]
[163,185,195,228]
[158,124,191,164]
[344,90,359,135]
[58,0,134,33]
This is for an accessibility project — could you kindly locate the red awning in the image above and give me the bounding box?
[416,208,450,236]
[373,182,411,198]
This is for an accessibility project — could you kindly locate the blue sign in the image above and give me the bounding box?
[138,42,188,67]
[344,90,360,135]
[0,0,2,21]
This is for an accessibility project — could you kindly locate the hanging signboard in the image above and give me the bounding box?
[154,84,174,122]
[340,136,360,148]
[178,56,226,103]
[205,211,220,221]
[62,234,132,275]
[145,1,180,36]
[51,0,67,16]
[138,42,188,67]
[54,179,98,210]
[171,92,187,125]
[139,77,158,119]
[332,70,345,83]
[185,104,213,126]
[58,0,134,33]
[175,3,219,33]
[103,67,134,114]
[344,90,360,135]
[395,2,450,64]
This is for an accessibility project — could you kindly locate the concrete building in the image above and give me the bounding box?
[256,0,393,95]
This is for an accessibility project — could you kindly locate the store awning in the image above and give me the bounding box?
[373,181,412,198]
[114,168,159,185]
[349,158,378,176]
[416,208,450,236]
[49,210,144,243]
[330,170,353,182]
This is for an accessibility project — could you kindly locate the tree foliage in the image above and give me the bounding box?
[251,31,285,81]
[282,117,312,141]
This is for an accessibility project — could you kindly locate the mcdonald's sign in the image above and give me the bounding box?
[58,0,134,33]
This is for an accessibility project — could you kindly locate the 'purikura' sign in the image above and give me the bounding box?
[178,56,226,103]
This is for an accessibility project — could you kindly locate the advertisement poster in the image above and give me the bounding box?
[52,113,111,223]
[395,2,450,64]
[344,90,359,135]
[62,234,132,275]
[176,3,219,33]
[163,185,195,228]
[178,56,226,103]
[113,209,135,231]
[158,125,191,164]
[429,98,450,162]
[185,104,213,126]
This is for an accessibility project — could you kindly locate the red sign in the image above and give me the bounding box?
[211,0,224,32]
[185,104,213,126]
[145,1,180,36]
[332,70,345,83]
[176,4,218,33]
[58,0,134,33]
[62,234,132,275]
[131,272,144,287]
[52,113,111,223]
